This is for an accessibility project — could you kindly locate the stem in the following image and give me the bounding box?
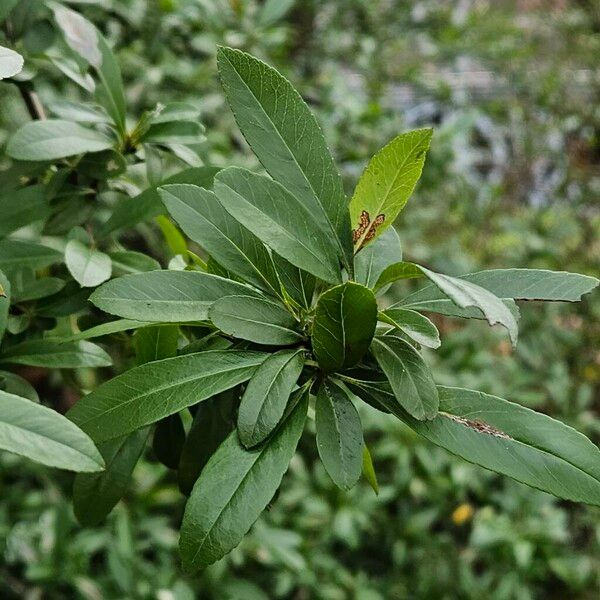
[16,82,46,121]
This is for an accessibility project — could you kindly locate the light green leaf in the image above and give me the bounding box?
[0,390,104,472]
[67,350,267,442]
[7,120,113,161]
[315,379,363,490]
[354,227,402,290]
[109,251,161,275]
[0,45,24,80]
[389,386,600,507]
[373,261,423,292]
[257,0,295,26]
[155,215,188,257]
[50,100,111,124]
[362,444,379,495]
[215,167,342,284]
[0,339,112,368]
[371,335,438,420]
[379,308,440,349]
[210,295,303,346]
[217,46,353,273]
[0,185,50,238]
[238,350,305,448]
[102,167,220,234]
[0,240,62,270]
[62,319,150,342]
[159,184,281,297]
[73,427,149,526]
[349,129,432,249]
[180,389,307,572]
[90,270,263,322]
[65,240,112,288]
[312,282,377,372]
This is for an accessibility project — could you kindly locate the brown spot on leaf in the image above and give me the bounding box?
[352,210,386,248]
[444,413,512,440]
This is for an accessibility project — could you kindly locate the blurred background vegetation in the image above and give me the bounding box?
[1,0,599,598]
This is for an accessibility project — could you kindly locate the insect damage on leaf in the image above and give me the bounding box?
[352,210,385,249]
[444,413,512,440]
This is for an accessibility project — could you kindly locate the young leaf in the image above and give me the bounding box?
[315,379,363,490]
[209,295,304,346]
[390,386,600,507]
[215,167,343,284]
[237,350,305,448]
[159,184,281,296]
[0,239,62,270]
[102,166,220,234]
[0,339,112,369]
[379,308,441,349]
[90,270,263,322]
[362,444,379,495]
[180,389,308,572]
[0,45,24,80]
[0,390,104,472]
[372,261,423,292]
[217,46,353,273]
[0,185,50,238]
[67,350,268,442]
[73,427,149,526]
[354,227,403,290]
[65,240,112,288]
[312,282,377,372]
[371,335,438,420]
[6,120,113,161]
[178,389,238,496]
[349,129,432,250]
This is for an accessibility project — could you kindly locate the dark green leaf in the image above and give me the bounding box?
[142,121,205,145]
[133,324,179,365]
[215,167,343,284]
[12,277,65,303]
[180,389,307,572]
[238,350,305,447]
[0,239,62,270]
[272,255,315,309]
[354,227,403,290]
[0,185,50,238]
[68,350,267,442]
[0,390,104,472]
[210,295,303,346]
[217,46,353,273]
[159,184,281,296]
[6,120,113,161]
[371,336,438,420]
[90,270,263,322]
[153,413,185,469]
[379,308,440,349]
[315,379,363,490]
[0,339,112,368]
[312,282,377,372]
[109,251,161,275]
[0,370,39,402]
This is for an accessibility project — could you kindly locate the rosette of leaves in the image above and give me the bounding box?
[59,47,600,573]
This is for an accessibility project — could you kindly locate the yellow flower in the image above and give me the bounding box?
[452,503,474,525]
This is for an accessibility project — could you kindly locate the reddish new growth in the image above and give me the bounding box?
[445,414,512,440]
[352,210,385,248]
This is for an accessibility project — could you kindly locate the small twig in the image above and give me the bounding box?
[16,82,46,121]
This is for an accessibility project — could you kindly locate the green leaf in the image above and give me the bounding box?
[0,390,104,472]
[178,389,238,496]
[371,336,438,420]
[155,215,188,257]
[0,270,9,344]
[215,168,343,284]
[0,185,50,239]
[73,427,149,526]
[354,227,403,290]
[0,370,39,402]
[238,350,305,448]
[315,379,363,490]
[142,121,205,145]
[159,184,281,297]
[109,251,161,275]
[210,295,303,346]
[68,350,267,442]
[0,240,62,270]
[90,270,263,322]
[77,149,127,180]
[272,255,315,309]
[399,268,600,308]
[50,100,111,124]
[11,277,65,303]
[62,319,151,342]
[65,240,112,288]
[391,386,600,507]
[379,308,440,349]
[102,167,220,234]
[373,261,423,292]
[0,45,23,80]
[0,339,112,368]
[362,444,379,495]
[133,324,179,365]
[0,1,19,22]
[349,129,432,249]
[7,120,113,161]
[153,413,185,469]
[312,282,377,372]
[217,46,353,273]
[180,389,307,572]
